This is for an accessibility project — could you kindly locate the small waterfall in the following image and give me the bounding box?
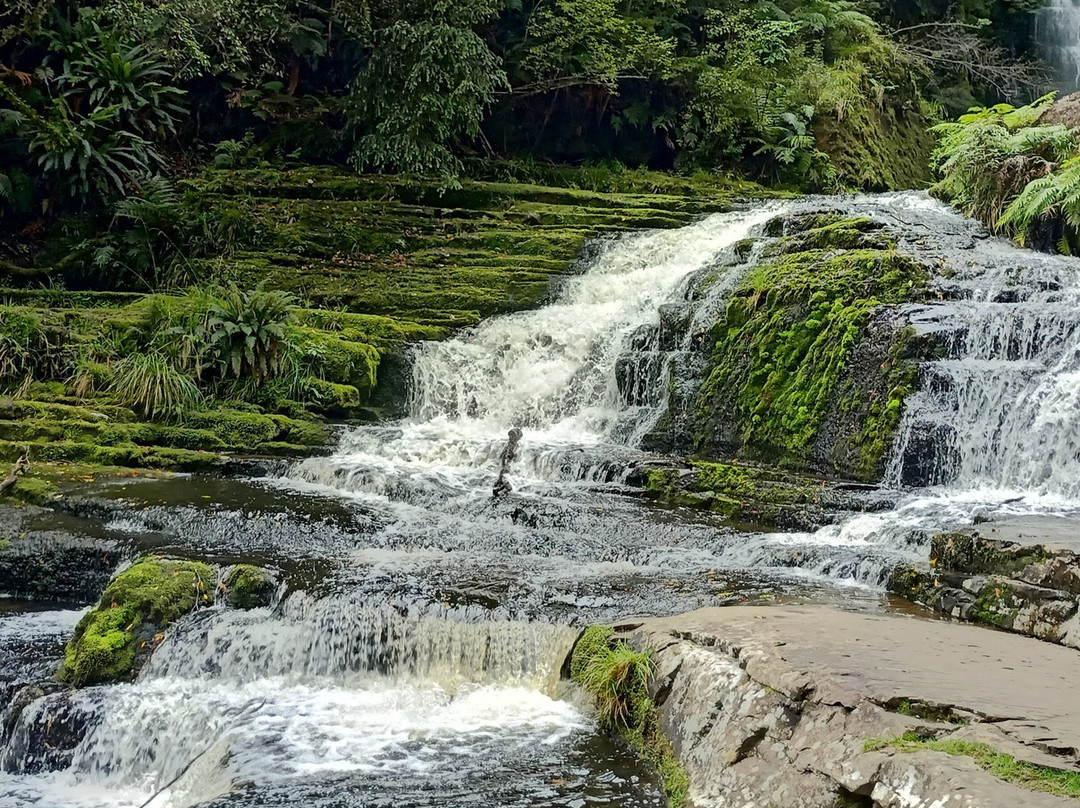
[293,206,781,497]
[1036,0,1080,91]
[1,602,587,808]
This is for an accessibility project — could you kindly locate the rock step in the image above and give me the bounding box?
[622,605,1080,808]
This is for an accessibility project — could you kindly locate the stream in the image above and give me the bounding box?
[5,192,1080,807]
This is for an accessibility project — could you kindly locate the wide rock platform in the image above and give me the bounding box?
[620,605,1080,808]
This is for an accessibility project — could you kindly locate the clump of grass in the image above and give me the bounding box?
[109,353,202,420]
[570,626,688,807]
[578,641,655,728]
[865,733,1080,799]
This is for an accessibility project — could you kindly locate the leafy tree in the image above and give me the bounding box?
[348,0,506,181]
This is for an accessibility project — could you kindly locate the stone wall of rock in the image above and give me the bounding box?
[888,520,1080,650]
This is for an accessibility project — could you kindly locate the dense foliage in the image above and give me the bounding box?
[3,0,1030,233]
[931,94,1080,252]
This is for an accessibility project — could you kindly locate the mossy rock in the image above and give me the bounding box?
[223,564,277,609]
[183,410,279,449]
[292,329,380,393]
[58,557,215,686]
[689,226,929,479]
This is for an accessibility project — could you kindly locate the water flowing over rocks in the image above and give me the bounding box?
[8,192,1080,805]
[619,605,1080,808]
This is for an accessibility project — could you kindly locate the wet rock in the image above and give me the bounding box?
[58,556,216,686]
[636,459,882,531]
[621,605,1080,808]
[1,688,88,774]
[223,564,278,609]
[888,524,1080,650]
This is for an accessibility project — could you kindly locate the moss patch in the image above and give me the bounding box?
[691,225,928,476]
[865,734,1080,799]
[570,626,689,808]
[58,557,215,686]
[223,564,276,609]
[643,461,828,529]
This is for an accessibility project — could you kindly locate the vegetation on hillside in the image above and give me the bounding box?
[931,94,1080,253]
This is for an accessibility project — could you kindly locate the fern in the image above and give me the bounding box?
[930,94,1078,230]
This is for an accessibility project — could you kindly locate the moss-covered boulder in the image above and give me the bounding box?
[223,564,277,609]
[682,218,930,480]
[58,557,215,686]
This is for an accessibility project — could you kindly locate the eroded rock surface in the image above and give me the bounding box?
[889,516,1080,649]
[623,605,1080,808]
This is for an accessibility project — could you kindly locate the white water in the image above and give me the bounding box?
[0,600,603,808]
[293,207,779,503]
[1036,0,1080,91]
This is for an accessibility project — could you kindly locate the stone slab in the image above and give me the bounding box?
[633,605,1080,757]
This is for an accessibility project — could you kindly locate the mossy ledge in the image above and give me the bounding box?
[0,167,764,482]
[58,557,215,686]
[639,460,834,530]
[681,214,931,481]
[568,626,688,807]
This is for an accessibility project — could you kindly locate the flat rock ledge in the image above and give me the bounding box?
[620,605,1079,808]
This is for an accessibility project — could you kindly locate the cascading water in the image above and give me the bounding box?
[11,191,1080,807]
[1036,0,1080,91]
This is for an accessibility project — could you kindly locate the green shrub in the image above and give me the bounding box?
[208,285,294,384]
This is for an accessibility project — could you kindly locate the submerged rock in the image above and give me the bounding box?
[223,563,278,609]
[58,556,215,686]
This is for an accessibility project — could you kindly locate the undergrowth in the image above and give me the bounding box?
[571,626,689,808]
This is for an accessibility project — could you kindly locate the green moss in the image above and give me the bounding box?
[224,564,275,609]
[890,699,968,724]
[302,377,362,412]
[570,625,688,808]
[644,461,826,528]
[183,409,279,449]
[969,580,1019,628]
[831,325,920,479]
[7,475,56,505]
[931,531,1048,575]
[694,239,927,473]
[886,564,938,604]
[59,557,215,686]
[292,328,380,392]
[867,735,1080,799]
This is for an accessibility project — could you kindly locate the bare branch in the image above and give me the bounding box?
[892,21,1051,100]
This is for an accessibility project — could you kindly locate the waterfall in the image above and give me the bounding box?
[1036,0,1080,91]
[291,206,782,498]
[0,601,593,808]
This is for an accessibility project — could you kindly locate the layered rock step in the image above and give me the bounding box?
[617,605,1079,808]
[889,515,1080,649]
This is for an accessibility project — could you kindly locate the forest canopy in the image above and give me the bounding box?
[0,0,1050,231]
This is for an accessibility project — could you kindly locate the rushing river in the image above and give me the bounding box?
[5,192,1080,806]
